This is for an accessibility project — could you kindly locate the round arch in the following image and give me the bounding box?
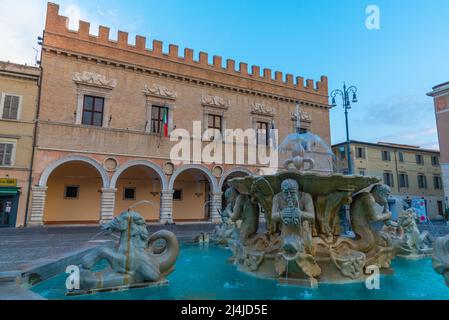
[110,160,168,190]
[219,167,253,189]
[38,155,109,188]
[168,164,218,193]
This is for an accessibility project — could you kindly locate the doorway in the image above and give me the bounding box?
[0,196,17,227]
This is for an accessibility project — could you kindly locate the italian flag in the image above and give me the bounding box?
[162,108,169,137]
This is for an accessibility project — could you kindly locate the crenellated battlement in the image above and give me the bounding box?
[44,3,328,100]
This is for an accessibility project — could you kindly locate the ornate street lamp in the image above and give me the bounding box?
[331,83,358,175]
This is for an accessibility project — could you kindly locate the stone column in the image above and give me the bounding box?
[100,188,117,223]
[210,192,223,223]
[160,190,174,224]
[28,186,48,226]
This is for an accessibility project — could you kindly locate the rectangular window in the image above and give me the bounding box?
[358,169,366,176]
[256,121,269,146]
[2,94,20,120]
[398,152,404,162]
[416,154,424,165]
[431,156,439,166]
[82,95,104,126]
[434,176,443,190]
[64,185,79,199]
[418,174,428,189]
[338,147,346,160]
[123,187,136,200]
[173,189,182,200]
[356,147,366,159]
[150,105,169,134]
[0,143,14,166]
[381,150,391,161]
[383,171,394,187]
[207,114,222,133]
[399,173,409,188]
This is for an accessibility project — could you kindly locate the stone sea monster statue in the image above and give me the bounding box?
[432,234,449,287]
[69,210,179,295]
[396,208,433,257]
[231,193,259,246]
[210,187,238,246]
[349,184,396,269]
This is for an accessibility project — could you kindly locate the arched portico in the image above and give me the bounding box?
[29,155,110,225]
[168,164,221,222]
[111,160,167,222]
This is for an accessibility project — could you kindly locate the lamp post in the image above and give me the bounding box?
[331,83,358,175]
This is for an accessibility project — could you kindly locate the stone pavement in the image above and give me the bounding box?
[0,223,215,273]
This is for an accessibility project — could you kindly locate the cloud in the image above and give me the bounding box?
[0,0,46,65]
[64,4,81,31]
[378,126,439,150]
[361,94,433,126]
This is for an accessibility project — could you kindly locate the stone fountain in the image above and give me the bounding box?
[67,210,179,295]
[216,113,411,286]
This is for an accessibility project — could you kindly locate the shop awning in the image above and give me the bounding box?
[0,187,20,195]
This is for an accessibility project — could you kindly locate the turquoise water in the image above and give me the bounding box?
[31,245,449,300]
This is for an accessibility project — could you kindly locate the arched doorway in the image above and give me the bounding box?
[111,164,165,221]
[169,165,218,222]
[44,160,105,224]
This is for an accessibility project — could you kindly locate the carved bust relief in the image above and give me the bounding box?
[250,102,275,116]
[201,95,230,109]
[73,71,117,89]
[291,110,312,123]
[143,84,178,100]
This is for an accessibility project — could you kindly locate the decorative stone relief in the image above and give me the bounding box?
[212,165,224,178]
[143,84,178,100]
[103,157,118,172]
[291,110,312,122]
[73,72,117,89]
[201,95,230,109]
[250,102,275,116]
[163,162,175,175]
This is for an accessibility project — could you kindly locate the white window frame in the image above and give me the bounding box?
[0,138,17,167]
[0,93,23,121]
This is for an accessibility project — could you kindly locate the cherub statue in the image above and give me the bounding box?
[271,179,321,279]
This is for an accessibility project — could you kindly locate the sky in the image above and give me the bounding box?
[1,0,448,150]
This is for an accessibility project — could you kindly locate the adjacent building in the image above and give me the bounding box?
[332,140,445,219]
[27,3,331,226]
[0,61,40,227]
[427,82,449,214]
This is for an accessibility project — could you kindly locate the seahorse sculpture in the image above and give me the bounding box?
[74,210,179,293]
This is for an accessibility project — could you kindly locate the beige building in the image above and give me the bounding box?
[427,82,449,212]
[0,61,40,227]
[332,140,445,220]
[27,3,331,226]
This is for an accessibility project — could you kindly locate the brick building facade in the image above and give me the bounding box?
[28,3,331,226]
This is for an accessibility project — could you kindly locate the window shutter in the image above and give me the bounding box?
[2,95,20,120]
[0,144,4,165]
[4,144,13,165]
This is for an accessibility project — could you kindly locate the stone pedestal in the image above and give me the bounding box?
[100,188,117,223]
[210,192,223,223]
[160,190,174,224]
[28,186,48,226]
